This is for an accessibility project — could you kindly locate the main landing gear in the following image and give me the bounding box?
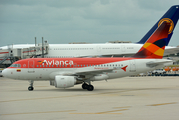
[28,80,34,91]
[82,82,94,91]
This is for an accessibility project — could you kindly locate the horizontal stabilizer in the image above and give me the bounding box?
[146,60,173,67]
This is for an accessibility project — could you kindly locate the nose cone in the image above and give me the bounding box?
[2,69,8,77]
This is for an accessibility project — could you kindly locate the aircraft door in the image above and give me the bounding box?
[121,45,126,52]
[129,60,136,72]
[73,63,77,70]
[97,46,101,52]
[28,60,35,73]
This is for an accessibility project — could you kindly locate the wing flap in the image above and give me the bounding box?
[49,68,118,80]
[74,68,115,76]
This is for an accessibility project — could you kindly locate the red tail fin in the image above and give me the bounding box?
[133,21,171,58]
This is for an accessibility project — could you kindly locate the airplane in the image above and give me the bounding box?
[2,21,174,91]
[0,5,179,65]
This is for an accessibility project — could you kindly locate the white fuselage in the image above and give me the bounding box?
[2,58,172,81]
[0,43,177,64]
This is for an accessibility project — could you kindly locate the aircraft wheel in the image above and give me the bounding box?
[82,83,88,89]
[87,85,94,91]
[28,86,34,91]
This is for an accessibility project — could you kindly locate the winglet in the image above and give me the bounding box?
[133,21,171,59]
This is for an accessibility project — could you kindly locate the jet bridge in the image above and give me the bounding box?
[0,43,49,66]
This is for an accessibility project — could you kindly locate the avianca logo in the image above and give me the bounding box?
[38,61,45,64]
[41,60,74,65]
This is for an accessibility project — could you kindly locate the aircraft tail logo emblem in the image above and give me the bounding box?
[133,21,171,59]
[158,18,174,34]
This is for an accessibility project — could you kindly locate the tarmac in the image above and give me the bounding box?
[0,76,179,120]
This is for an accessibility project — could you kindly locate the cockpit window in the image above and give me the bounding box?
[10,64,21,68]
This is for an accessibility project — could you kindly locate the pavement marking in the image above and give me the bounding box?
[36,86,49,87]
[95,109,129,114]
[113,106,131,109]
[70,109,128,115]
[147,102,177,106]
[0,91,127,103]
[0,87,173,103]
[69,113,122,114]
[1,110,76,116]
[0,95,83,103]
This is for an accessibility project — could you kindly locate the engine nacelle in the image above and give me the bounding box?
[55,76,76,88]
[90,74,109,81]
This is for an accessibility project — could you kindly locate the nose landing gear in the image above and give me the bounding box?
[28,86,34,91]
[28,80,34,91]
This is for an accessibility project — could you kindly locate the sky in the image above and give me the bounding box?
[0,0,179,47]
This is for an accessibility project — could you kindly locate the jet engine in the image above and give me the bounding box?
[55,76,82,88]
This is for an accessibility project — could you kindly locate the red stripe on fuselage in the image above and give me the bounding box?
[23,50,36,53]
[9,58,136,69]
[0,52,9,54]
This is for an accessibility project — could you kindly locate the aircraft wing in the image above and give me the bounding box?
[74,68,116,76]
[164,46,179,56]
[49,68,120,80]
